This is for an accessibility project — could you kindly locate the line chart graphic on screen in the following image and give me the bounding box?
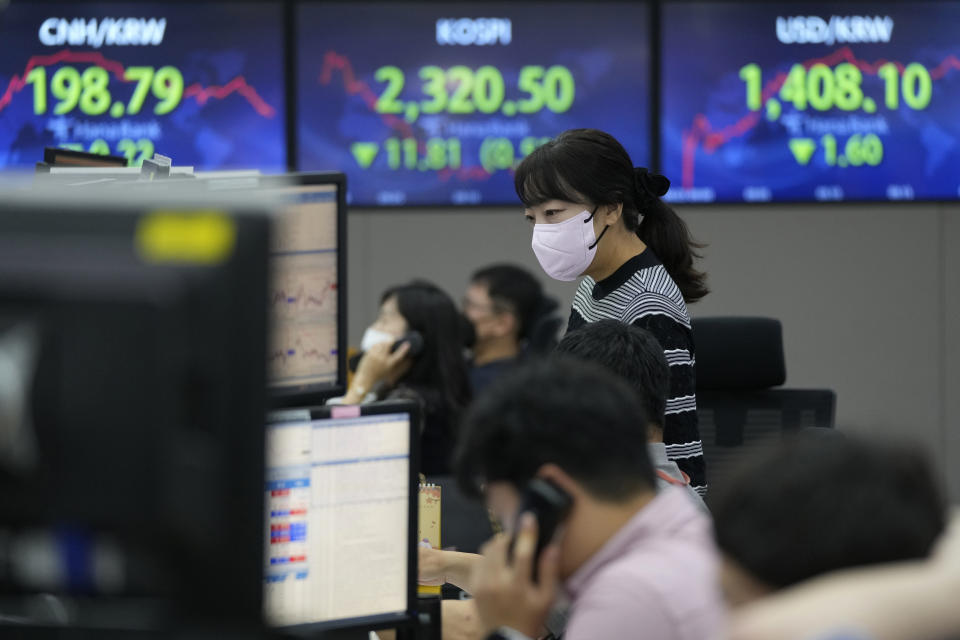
[0,2,286,170]
[661,2,960,203]
[296,2,651,206]
[269,186,339,389]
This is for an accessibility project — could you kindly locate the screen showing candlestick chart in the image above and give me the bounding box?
[296,2,651,206]
[661,2,960,203]
[0,1,286,170]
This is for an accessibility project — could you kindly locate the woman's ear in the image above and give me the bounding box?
[603,203,624,226]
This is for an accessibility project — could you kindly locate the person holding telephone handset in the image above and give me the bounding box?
[455,358,724,640]
[343,281,471,475]
[516,129,709,495]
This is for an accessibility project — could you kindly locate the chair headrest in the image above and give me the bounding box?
[692,316,786,390]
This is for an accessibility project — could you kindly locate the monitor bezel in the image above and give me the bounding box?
[264,400,421,636]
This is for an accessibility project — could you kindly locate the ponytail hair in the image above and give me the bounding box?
[629,168,710,303]
[514,129,709,303]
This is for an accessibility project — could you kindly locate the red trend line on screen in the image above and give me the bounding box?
[0,49,277,116]
[319,51,414,138]
[319,51,499,182]
[680,48,960,189]
[184,78,276,118]
[0,50,126,113]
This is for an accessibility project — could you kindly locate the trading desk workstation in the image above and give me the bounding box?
[0,166,437,638]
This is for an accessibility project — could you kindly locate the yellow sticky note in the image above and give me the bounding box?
[136,211,236,265]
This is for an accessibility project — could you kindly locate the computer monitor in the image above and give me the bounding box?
[202,172,348,406]
[265,174,347,404]
[0,188,271,630]
[264,401,419,634]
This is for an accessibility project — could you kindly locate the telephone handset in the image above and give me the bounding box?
[508,478,573,582]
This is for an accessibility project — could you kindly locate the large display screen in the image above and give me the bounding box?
[296,2,651,206]
[661,2,960,203]
[0,1,286,170]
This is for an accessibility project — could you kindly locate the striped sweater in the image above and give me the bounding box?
[567,250,706,494]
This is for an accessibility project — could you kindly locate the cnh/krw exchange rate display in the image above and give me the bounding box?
[661,2,960,203]
[297,2,651,206]
[0,2,286,170]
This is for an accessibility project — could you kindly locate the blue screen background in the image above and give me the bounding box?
[297,2,652,206]
[0,1,286,170]
[660,2,960,203]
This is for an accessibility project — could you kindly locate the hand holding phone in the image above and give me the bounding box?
[391,330,423,357]
[509,478,573,582]
[349,330,423,372]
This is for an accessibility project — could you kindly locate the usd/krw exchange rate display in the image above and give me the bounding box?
[661,2,960,203]
[297,2,652,206]
[0,1,286,170]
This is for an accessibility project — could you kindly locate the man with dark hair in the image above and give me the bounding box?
[712,434,946,608]
[556,319,705,509]
[454,358,723,640]
[728,511,960,640]
[464,264,554,395]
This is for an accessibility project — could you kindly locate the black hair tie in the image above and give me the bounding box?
[633,167,671,203]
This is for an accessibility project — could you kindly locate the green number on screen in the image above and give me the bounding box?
[419,66,447,114]
[517,66,545,114]
[375,66,405,114]
[902,63,932,110]
[51,66,82,115]
[739,63,762,111]
[124,66,154,115]
[473,66,505,114]
[448,66,475,114]
[26,67,47,114]
[779,64,807,110]
[80,66,112,116]
[152,66,183,115]
[543,66,575,113]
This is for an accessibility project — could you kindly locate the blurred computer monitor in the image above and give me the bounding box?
[42,146,128,169]
[0,188,271,630]
[264,401,419,635]
[28,169,348,407]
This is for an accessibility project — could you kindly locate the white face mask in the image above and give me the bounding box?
[360,327,395,352]
[531,209,609,282]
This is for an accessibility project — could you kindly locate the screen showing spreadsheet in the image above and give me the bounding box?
[263,411,411,626]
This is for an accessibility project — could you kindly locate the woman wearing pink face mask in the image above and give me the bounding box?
[515,128,710,494]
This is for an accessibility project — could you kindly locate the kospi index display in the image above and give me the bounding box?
[0,2,286,170]
[296,3,651,206]
[661,3,960,203]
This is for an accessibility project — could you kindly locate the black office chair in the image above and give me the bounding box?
[692,317,836,491]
